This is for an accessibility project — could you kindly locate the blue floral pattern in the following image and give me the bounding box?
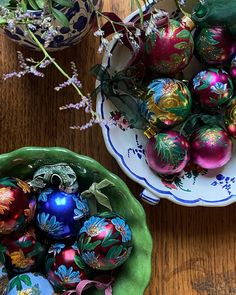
[73,199,89,220]
[211,174,236,196]
[111,217,132,242]
[54,265,81,284]
[48,243,65,256]
[81,251,100,268]
[37,212,64,234]
[79,216,108,237]
[211,82,228,95]
[128,134,145,160]
[148,78,174,103]
[192,70,207,89]
[38,188,54,202]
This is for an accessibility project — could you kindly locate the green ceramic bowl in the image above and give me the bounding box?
[0,147,152,295]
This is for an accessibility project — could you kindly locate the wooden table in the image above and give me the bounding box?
[1,2,236,295]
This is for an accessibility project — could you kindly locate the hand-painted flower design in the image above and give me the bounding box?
[38,188,54,202]
[24,203,36,222]
[17,284,41,295]
[16,178,31,193]
[192,70,207,89]
[211,82,228,95]
[54,265,81,284]
[148,78,174,103]
[73,199,89,220]
[0,188,14,214]
[37,213,64,235]
[10,249,34,269]
[48,243,65,256]
[72,242,79,251]
[81,251,101,269]
[79,216,108,237]
[111,217,132,243]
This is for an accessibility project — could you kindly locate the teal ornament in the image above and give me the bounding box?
[7,273,54,295]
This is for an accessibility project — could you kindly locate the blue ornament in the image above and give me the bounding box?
[35,188,89,240]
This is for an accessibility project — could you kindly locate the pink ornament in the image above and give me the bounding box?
[145,130,190,175]
[194,26,236,66]
[191,68,234,112]
[191,126,233,169]
[230,55,236,81]
[145,19,194,75]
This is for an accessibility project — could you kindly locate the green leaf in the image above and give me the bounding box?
[84,240,101,251]
[19,274,32,287]
[197,83,210,90]
[28,0,39,10]
[0,17,7,25]
[74,255,86,269]
[51,7,70,27]
[53,0,74,7]
[174,42,188,50]
[27,248,42,258]
[102,239,119,248]
[16,240,32,248]
[35,0,45,9]
[45,257,55,273]
[106,245,123,260]
[0,177,17,188]
[176,30,190,39]
[9,277,23,291]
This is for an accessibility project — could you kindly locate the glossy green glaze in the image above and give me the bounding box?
[0,147,152,295]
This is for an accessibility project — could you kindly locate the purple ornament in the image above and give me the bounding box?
[145,130,190,175]
[36,188,89,240]
[191,68,234,112]
[191,126,233,169]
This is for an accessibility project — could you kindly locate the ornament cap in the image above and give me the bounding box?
[144,126,157,139]
[181,16,196,31]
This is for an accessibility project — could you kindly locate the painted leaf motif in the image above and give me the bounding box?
[106,245,123,259]
[84,240,101,251]
[9,276,23,291]
[16,240,32,248]
[176,29,190,39]
[45,257,55,273]
[102,239,119,248]
[174,42,188,49]
[19,274,32,287]
[197,83,210,90]
[74,255,86,269]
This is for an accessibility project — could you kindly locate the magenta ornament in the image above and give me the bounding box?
[145,19,194,75]
[191,126,233,169]
[191,68,234,112]
[230,55,236,82]
[145,130,190,175]
[225,98,236,139]
[194,26,236,66]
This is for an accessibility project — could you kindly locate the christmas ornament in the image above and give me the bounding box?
[191,69,234,112]
[194,26,236,66]
[0,227,46,273]
[36,188,89,240]
[45,242,89,292]
[0,178,36,235]
[191,126,233,169]
[0,263,8,295]
[7,273,54,295]
[230,55,236,82]
[145,130,190,176]
[78,212,133,271]
[145,18,194,75]
[225,98,236,138]
[191,0,236,37]
[139,78,192,133]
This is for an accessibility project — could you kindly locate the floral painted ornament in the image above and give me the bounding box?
[139,78,192,135]
[0,227,46,273]
[191,68,234,112]
[225,98,236,138]
[45,242,90,292]
[0,177,36,234]
[6,273,54,295]
[36,188,89,240]
[78,212,133,271]
[0,263,8,295]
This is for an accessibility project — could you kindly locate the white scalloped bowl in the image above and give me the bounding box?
[96,0,236,207]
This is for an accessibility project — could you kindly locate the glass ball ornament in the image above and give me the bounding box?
[0,177,36,235]
[78,212,133,271]
[139,78,192,130]
[6,273,54,295]
[225,98,236,138]
[0,227,46,273]
[190,126,233,169]
[230,55,236,82]
[0,263,8,295]
[45,242,89,292]
[145,18,194,75]
[145,130,191,176]
[191,68,234,112]
[36,187,89,240]
[194,26,236,66]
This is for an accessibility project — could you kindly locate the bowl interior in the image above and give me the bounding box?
[0,147,152,295]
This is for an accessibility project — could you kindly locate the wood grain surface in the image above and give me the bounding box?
[1,1,236,295]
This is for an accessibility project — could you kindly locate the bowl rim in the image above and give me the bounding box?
[0,146,153,294]
[95,3,236,208]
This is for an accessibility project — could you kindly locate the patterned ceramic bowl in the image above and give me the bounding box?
[0,147,152,295]
[96,0,236,207]
[2,0,99,51]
